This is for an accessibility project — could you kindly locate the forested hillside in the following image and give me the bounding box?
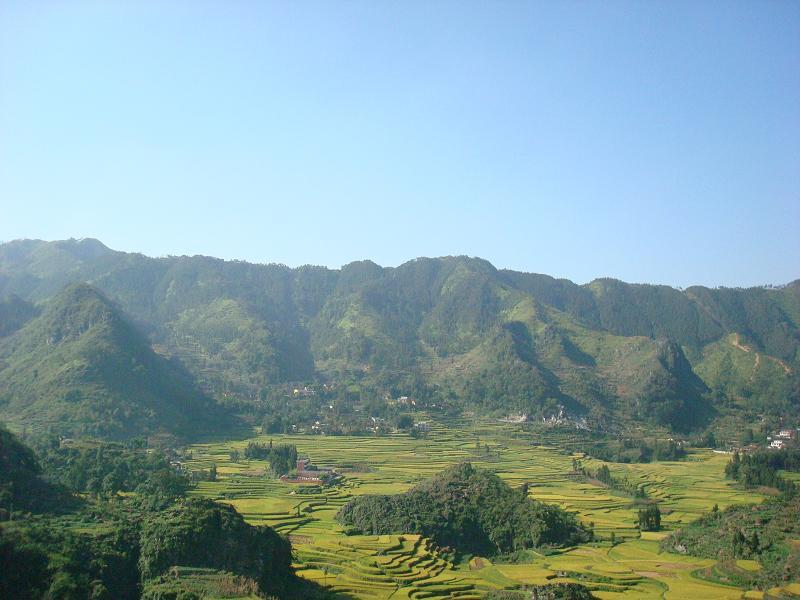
[0,424,311,599]
[0,281,235,439]
[0,238,797,437]
[336,462,591,555]
[0,424,75,514]
[661,495,800,588]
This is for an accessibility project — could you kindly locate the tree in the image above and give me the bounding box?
[725,452,741,480]
[395,414,414,430]
[702,431,717,448]
[596,465,612,485]
[638,504,661,532]
[749,531,760,554]
[732,529,746,558]
[134,469,189,510]
[0,528,50,599]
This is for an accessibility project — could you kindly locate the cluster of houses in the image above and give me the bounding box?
[395,395,416,407]
[767,428,798,450]
[499,413,529,424]
[280,458,338,484]
[497,408,590,431]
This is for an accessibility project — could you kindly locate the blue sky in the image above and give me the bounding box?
[1,1,798,288]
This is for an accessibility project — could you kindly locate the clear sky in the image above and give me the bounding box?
[1,1,798,288]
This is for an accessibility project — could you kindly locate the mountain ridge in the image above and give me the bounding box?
[0,238,797,438]
[2,237,796,289]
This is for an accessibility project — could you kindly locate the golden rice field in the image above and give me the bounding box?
[185,417,793,599]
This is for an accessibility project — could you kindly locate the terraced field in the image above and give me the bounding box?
[186,417,780,599]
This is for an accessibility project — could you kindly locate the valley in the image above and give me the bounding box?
[184,416,791,599]
[2,2,798,596]
[1,239,798,599]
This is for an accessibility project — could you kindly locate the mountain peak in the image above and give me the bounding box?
[55,281,109,302]
[54,237,113,260]
[0,282,234,440]
[42,283,119,345]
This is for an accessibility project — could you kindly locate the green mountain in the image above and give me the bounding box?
[0,282,233,440]
[0,238,797,435]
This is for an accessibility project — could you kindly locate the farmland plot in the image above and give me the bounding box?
[186,417,777,599]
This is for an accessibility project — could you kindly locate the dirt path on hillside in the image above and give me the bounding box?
[730,334,792,376]
[731,334,750,353]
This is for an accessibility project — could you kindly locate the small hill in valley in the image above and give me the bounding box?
[0,283,235,440]
[661,495,800,589]
[336,462,591,556]
[138,498,296,597]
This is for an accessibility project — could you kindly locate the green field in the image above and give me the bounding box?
[185,417,786,599]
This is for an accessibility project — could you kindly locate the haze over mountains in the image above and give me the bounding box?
[0,238,797,439]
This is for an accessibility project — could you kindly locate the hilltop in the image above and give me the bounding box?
[0,238,797,437]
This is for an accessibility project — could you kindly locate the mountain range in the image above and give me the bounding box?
[0,238,797,439]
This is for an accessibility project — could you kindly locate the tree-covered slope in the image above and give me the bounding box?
[0,423,317,600]
[336,462,591,556]
[661,495,800,588]
[138,498,295,594]
[0,283,234,439]
[0,424,75,514]
[0,295,39,337]
[629,339,713,431]
[0,238,797,432]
